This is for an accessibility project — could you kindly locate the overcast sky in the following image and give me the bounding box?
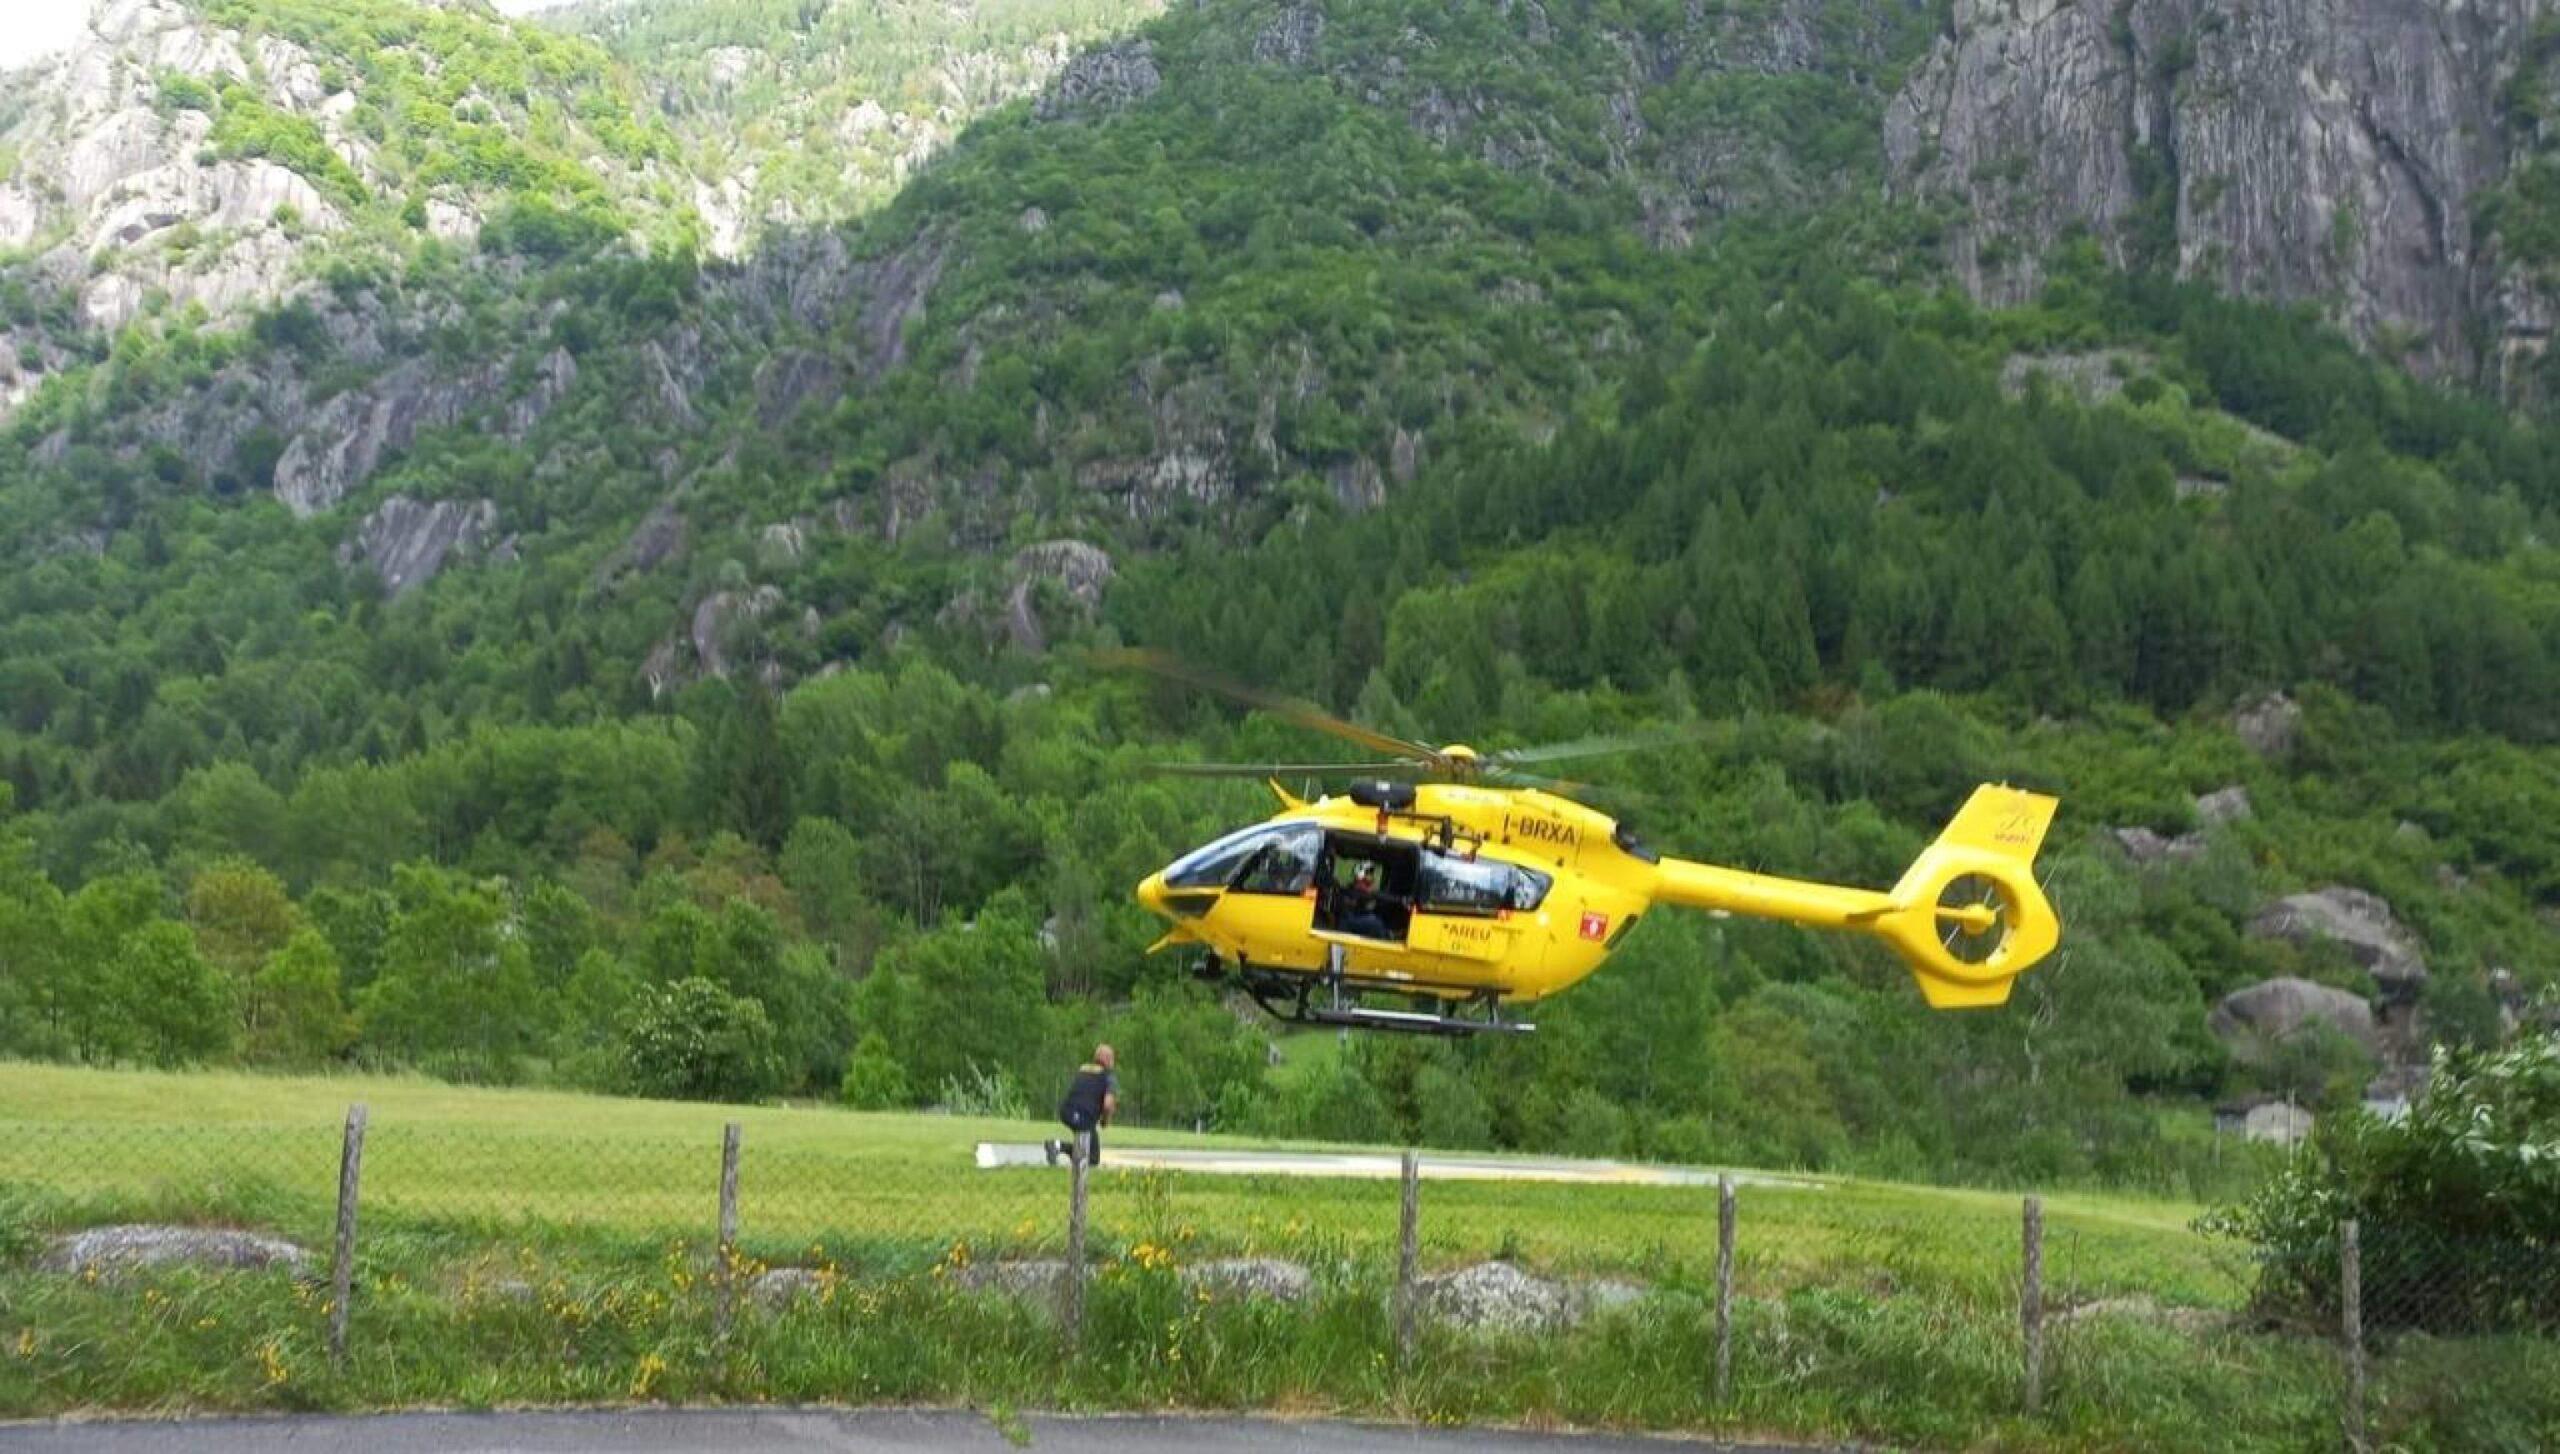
[0,0,581,71]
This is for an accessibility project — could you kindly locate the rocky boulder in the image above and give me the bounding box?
[751,1267,825,1307]
[1410,1261,1648,1335]
[2246,889,2428,996]
[2112,826,2205,865]
[1178,1257,1312,1303]
[2232,693,2304,759]
[951,1258,1073,1308]
[2208,976,2378,1053]
[2053,1293,2239,1336]
[2241,1101,2315,1146]
[40,1225,311,1280]
[1414,1261,1571,1334]
[341,494,499,597]
[2194,785,2254,827]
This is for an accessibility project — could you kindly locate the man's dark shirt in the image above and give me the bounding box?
[1060,1063,1116,1127]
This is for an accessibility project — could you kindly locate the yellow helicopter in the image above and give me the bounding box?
[1115,653,2063,1036]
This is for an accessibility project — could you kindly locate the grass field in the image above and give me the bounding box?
[6,1061,2548,1450]
[0,1060,2235,1299]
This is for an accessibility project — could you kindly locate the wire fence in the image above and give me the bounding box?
[1,1108,2549,1447]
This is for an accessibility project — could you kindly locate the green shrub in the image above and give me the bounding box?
[2202,1030,2560,1330]
[616,976,786,1103]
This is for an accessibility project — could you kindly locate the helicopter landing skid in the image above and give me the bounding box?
[1237,961,1534,1038]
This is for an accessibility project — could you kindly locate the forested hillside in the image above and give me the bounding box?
[1,0,2555,1196]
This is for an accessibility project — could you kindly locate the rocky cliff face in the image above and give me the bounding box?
[0,0,681,423]
[1889,0,2558,388]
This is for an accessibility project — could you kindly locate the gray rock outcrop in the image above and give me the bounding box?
[342,494,499,597]
[2233,692,2304,759]
[274,352,578,517]
[1254,6,1327,68]
[1036,41,1161,119]
[0,1,355,359]
[2246,888,2429,995]
[40,1224,311,1279]
[605,501,689,585]
[1002,540,1115,652]
[1888,0,2556,386]
[2208,975,2379,1052]
[690,585,785,680]
[754,349,842,427]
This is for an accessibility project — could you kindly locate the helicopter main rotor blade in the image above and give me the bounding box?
[1092,648,1445,768]
[1141,760,1427,779]
[1482,763,1654,813]
[1483,723,1711,768]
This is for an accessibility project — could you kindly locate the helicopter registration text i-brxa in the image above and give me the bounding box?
[1109,652,2063,1037]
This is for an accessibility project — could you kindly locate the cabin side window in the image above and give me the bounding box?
[1418,850,1553,913]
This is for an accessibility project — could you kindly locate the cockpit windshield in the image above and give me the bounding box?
[1163,822,1313,891]
[1234,825,1321,894]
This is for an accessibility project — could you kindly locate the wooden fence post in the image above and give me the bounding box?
[1065,1140,1090,1344]
[2022,1195,2045,1418]
[328,1103,367,1367]
[716,1122,742,1337]
[1396,1149,1420,1364]
[1716,1174,1736,1402]
[2342,1218,2366,1454]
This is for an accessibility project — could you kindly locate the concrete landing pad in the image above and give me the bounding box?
[973,1143,1819,1190]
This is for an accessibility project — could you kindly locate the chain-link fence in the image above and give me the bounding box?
[3,1108,2551,1446]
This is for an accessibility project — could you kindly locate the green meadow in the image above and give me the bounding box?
[0,1060,2230,1299]
[10,1061,2492,1450]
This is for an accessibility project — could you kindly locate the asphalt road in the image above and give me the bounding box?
[973,1144,1819,1191]
[0,1411,1827,1453]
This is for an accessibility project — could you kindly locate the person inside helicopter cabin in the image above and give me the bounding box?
[1336,858,1394,941]
[1045,1044,1117,1167]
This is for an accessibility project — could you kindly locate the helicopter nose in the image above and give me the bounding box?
[1136,872,1172,919]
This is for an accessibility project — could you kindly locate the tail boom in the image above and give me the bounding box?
[1649,784,2062,1010]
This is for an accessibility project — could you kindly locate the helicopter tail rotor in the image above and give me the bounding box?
[1861,785,2062,1008]
[1648,784,2061,1009]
